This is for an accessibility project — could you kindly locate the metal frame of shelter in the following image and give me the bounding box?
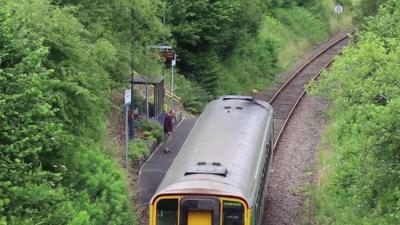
[133,73,165,121]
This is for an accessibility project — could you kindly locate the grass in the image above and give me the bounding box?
[302,118,341,224]
[261,0,354,71]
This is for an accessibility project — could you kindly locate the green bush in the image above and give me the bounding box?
[217,31,279,95]
[174,73,211,114]
[128,140,151,161]
[309,1,400,223]
[137,119,164,142]
[0,1,136,224]
[167,0,263,96]
[272,7,329,43]
[215,3,336,95]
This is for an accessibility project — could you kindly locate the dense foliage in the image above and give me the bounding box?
[0,0,135,224]
[0,0,355,223]
[167,0,348,100]
[55,0,165,82]
[128,140,151,161]
[310,1,400,223]
[353,0,389,22]
[166,0,258,94]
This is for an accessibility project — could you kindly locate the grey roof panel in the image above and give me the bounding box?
[153,96,273,204]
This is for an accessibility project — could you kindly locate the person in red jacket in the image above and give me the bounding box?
[163,110,175,153]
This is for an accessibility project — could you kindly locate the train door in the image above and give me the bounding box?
[180,196,220,225]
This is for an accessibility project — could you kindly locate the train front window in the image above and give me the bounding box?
[156,198,178,225]
[222,201,244,225]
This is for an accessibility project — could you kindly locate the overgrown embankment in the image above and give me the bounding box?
[0,0,150,224]
[166,0,353,113]
[309,0,400,223]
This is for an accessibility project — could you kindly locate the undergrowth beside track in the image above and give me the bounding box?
[170,0,354,112]
[309,1,400,223]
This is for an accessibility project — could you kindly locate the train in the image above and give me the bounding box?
[149,96,274,225]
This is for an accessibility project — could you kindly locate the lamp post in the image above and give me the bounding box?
[162,0,167,113]
[129,7,135,140]
[171,52,176,107]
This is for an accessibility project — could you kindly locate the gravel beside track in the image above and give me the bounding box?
[262,96,328,225]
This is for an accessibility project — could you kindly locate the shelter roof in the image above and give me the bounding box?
[132,72,164,85]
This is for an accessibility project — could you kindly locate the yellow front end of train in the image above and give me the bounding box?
[149,195,250,225]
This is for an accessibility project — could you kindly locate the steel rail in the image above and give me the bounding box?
[271,34,351,150]
[269,34,350,104]
[272,59,335,150]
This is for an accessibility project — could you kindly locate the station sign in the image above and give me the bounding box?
[125,89,131,107]
[335,4,344,14]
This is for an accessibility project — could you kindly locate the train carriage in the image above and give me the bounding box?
[149,96,274,225]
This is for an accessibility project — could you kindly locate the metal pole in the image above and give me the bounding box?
[171,58,174,107]
[154,84,158,116]
[161,73,165,114]
[163,0,166,45]
[337,14,339,26]
[129,7,135,140]
[125,106,129,168]
[162,0,166,113]
[162,61,165,113]
[145,82,149,119]
[145,46,149,120]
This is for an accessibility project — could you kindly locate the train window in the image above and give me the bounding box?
[156,198,178,225]
[222,201,244,225]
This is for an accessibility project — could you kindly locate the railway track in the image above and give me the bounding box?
[259,32,353,225]
[266,33,352,149]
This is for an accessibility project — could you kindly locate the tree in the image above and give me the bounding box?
[1,1,135,223]
[309,1,400,223]
[167,0,265,95]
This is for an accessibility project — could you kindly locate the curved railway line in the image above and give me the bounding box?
[265,33,352,149]
[138,32,353,225]
[259,32,353,224]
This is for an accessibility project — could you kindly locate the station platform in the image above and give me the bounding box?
[137,117,197,205]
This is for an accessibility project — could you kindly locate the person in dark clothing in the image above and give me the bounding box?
[163,110,175,153]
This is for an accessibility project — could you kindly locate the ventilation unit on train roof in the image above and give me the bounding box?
[184,162,228,177]
[222,95,270,110]
[222,95,253,101]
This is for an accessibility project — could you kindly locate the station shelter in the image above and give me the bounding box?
[132,74,165,122]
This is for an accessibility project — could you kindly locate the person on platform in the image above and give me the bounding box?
[163,110,175,153]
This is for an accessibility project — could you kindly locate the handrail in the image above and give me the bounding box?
[165,90,182,103]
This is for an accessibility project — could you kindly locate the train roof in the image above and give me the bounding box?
[152,96,273,205]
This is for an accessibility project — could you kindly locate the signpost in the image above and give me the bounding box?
[335,4,344,26]
[335,3,344,26]
[124,89,131,168]
[129,7,135,142]
[335,4,344,14]
[171,57,176,107]
[125,89,131,107]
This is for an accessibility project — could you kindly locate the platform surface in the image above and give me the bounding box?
[137,117,197,205]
